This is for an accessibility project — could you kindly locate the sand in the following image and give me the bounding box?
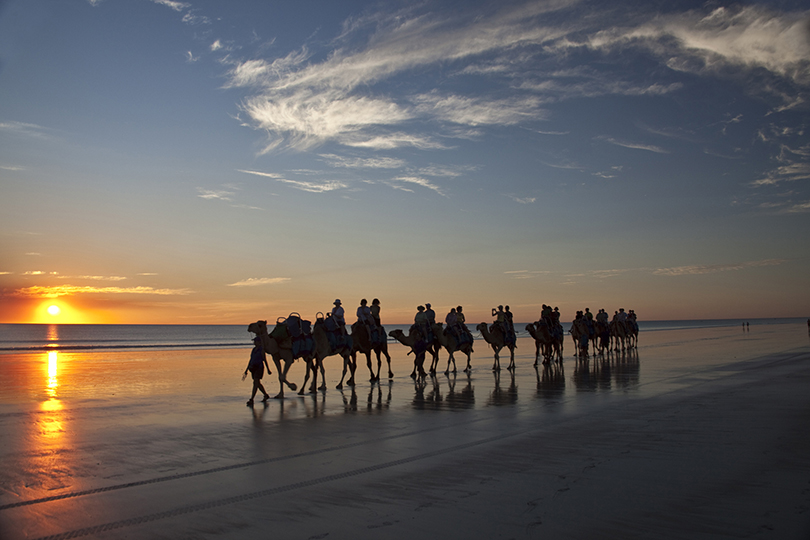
[1,324,809,539]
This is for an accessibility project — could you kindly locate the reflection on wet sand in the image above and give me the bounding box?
[535,362,565,400]
[488,370,517,407]
[411,372,476,410]
[572,349,640,392]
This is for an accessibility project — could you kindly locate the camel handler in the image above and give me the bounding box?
[243,336,272,406]
[332,299,347,334]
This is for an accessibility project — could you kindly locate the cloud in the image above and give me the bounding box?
[227,277,291,287]
[508,195,536,204]
[237,169,347,193]
[197,187,235,201]
[583,5,810,86]
[598,136,669,154]
[319,154,406,169]
[55,275,128,281]
[226,2,575,150]
[386,176,446,196]
[0,121,52,140]
[13,285,192,298]
[151,0,189,11]
[653,258,788,276]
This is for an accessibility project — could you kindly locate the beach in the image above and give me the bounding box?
[1,323,809,539]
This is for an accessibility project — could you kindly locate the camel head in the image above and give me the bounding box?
[247,320,268,336]
[476,322,488,333]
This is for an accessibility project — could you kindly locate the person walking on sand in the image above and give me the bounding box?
[244,337,272,406]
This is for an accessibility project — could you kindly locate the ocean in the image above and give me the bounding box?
[0,318,804,352]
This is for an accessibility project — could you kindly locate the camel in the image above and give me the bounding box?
[350,322,393,382]
[525,321,561,365]
[388,326,435,379]
[569,318,590,357]
[610,319,627,352]
[432,323,474,374]
[594,320,611,354]
[248,320,300,399]
[626,318,639,348]
[476,322,516,371]
[305,319,355,392]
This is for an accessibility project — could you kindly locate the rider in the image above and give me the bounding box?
[457,305,473,343]
[425,303,436,326]
[445,308,459,337]
[370,298,382,328]
[492,305,507,336]
[504,305,516,344]
[331,299,346,334]
[357,298,375,338]
[414,305,432,343]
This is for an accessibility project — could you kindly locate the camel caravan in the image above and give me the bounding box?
[246,299,638,402]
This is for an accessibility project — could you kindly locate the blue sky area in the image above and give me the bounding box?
[1,0,808,324]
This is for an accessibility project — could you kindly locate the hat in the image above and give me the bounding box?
[334,299,342,305]
[417,305,425,311]
[426,303,431,308]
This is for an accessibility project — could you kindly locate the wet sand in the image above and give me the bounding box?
[1,324,810,539]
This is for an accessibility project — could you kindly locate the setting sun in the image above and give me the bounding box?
[47,305,61,316]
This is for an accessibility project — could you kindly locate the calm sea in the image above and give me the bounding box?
[0,318,804,353]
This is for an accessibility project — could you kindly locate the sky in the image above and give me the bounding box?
[1,0,809,325]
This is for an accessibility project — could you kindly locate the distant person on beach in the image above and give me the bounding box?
[244,337,272,406]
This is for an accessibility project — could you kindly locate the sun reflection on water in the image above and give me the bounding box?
[47,351,59,398]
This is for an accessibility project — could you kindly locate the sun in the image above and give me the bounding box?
[47,305,61,316]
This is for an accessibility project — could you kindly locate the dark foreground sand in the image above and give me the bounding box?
[1,324,809,539]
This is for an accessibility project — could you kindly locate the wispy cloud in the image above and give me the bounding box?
[319,154,406,169]
[13,285,192,298]
[238,169,347,193]
[0,121,52,140]
[55,275,128,281]
[653,258,788,276]
[386,176,446,196]
[598,136,669,154]
[197,187,236,201]
[227,277,291,287]
[151,0,189,11]
[508,195,536,204]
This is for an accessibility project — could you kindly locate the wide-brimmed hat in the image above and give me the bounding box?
[334,299,341,305]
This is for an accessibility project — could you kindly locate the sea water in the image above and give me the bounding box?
[0,318,803,352]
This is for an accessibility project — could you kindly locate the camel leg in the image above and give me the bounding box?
[346,353,356,387]
[298,359,310,395]
[282,360,297,392]
[508,347,516,371]
[336,357,347,390]
[492,347,500,371]
[383,348,394,379]
[365,352,376,383]
[272,357,285,399]
[317,359,327,391]
[464,352,472,372]
[444,351,455,375]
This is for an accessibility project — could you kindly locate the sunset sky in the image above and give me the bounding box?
[1,0,808,325]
